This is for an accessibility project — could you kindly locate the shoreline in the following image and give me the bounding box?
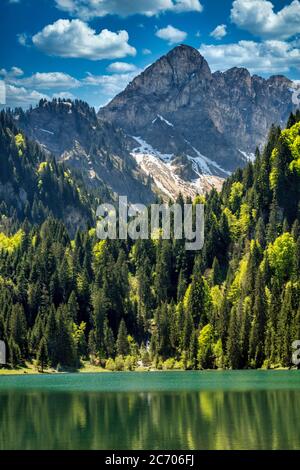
[0,362,293,376]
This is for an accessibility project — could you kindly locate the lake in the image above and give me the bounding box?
[0,370,299,450]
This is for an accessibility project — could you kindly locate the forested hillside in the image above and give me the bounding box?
[0,112,299,371]
[0,111,106,234]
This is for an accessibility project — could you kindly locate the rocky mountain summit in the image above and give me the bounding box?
[11,45,296,202]
[100,45,295,174]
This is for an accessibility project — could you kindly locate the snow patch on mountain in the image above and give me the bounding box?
[131,136,224,199]
[183,139,231,177]
[132,136,173,162]
[238,149,256,162]
[40,128,54,135]
[152,115,174,127]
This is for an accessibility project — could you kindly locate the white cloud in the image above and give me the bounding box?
[4,85,78,109]
[5,84,50,108]
[155,25,187,45]
[54,0,203,19]
[1,69,81,108]
[210,24,227,40]
[31,19,136,60]
[231,0,300,40]
[0,67,24,78]
[83,70,141,96]
[142,48,152,55]
[52,91,76,100]
[8,72,80,90]
[199,39,300,74]
[11,66,24,77]
[17,33,29,47]
[107,62,137,73]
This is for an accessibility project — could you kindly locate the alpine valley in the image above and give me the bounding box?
[0,44,299,375]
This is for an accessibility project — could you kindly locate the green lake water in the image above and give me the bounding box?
[0,370,299,450]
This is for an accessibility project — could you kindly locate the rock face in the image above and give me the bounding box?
[16,99,155,204]
[16,97,224,201]
[99,44,295,173]
[14,46,296,202]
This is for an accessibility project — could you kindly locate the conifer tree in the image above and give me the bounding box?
[227,304,242,369]
[249,272,267,367]
[37,337,48,372]
[116,319,129,357]
[9,304,27,360]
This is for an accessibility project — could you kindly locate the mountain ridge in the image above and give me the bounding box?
[99,44,295,175]
[13,99,156,204]
[6,45,296,202]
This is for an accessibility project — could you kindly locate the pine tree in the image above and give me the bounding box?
[8,339,21,368]
[155,240,173,304]
[45,305,58,366]
[227,304,242,369]
[189,330,198,369]
[56,305,76,367]
[185,259,211,328]
[9,304,27,359]
[240,297,252,367]
[182,310,194,353]
[177,268,187,301]
[36,337,48,372]
[198,324,215,369]
[67,291,79,321]
[277,283,294,366]
[104,320,115,358]
[249,272,267,367]
[211,257,222,285]
[116,319,129,356]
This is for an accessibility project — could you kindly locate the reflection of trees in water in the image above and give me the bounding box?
[0,390,299,449]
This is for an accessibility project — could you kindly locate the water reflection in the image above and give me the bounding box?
[0,389,299,449]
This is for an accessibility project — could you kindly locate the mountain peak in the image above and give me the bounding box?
[119,44,211,98]
[159,44,211,79]
[166,44,200,56]
[99,45,294,174]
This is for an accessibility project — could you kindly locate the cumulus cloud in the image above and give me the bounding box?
[5,84,50,108]
[52,91,77,100]
[210,24,227,40]
[4,85,79,109]
[54,0,203,19]
[155,25,187,45]
[1,69,81,109]
[0,67,24,78]
[231,0,300,40]
[83,70,141,96]
[11,66,24,77]
[31,19,136,60]
[17,33,30,47]
[199,39,300,74]
[8,72,81,89]
[107,62,137,73]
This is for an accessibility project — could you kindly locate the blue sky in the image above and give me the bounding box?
[0,0,299,109]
